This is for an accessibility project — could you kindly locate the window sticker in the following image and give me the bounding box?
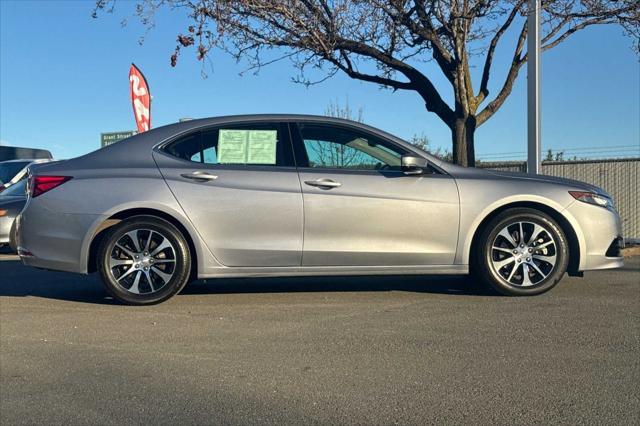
[218,129,278,165]
[247,130,277,164]
[218,129,248,164]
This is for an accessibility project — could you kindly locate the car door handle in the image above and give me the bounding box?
[304,179,342,189]
[180,171,218,181]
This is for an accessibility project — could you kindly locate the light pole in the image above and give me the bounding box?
[527,0,541,174]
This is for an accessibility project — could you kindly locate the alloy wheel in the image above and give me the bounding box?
[489,221,558,287]
[108,229,177,294]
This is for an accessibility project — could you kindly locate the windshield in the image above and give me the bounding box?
[0,179,27,197]
[0,161,30,184]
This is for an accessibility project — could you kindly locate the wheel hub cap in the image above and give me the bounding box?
[138,255,154,269]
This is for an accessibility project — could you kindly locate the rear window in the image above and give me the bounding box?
[0,161,29,184]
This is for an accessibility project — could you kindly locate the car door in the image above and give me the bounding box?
[153,121,303,267]
[292,122,459,267]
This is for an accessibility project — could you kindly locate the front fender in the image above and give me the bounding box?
[455,194,587,270]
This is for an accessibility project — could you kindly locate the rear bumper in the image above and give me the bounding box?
[16,200,104,274]
[566,202,624,271]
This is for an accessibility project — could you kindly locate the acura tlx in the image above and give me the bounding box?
[15,115,623,305]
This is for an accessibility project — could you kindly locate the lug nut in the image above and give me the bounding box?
[526,257,531,262]
[135,264,140,269]
[144,267,149,271]
[135,255,139,259]
[517,259,522,263]
[512,250,518,254]
[528,248,533,253]
[520,243,525,248]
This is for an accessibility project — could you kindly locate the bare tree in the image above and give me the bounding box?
[545,148,566,161]
[545,148,554,161]
[94,0,639,166]
[409,132,452,161]
[324,97,365,122]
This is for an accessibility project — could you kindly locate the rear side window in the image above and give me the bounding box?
[164,133,201,162]
[162,123,293,167]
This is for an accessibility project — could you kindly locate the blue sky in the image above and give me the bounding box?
[1,0,638,161]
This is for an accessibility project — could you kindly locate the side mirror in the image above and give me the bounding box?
[401,155,428,175]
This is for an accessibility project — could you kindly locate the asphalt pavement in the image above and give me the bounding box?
[1,252,638,425]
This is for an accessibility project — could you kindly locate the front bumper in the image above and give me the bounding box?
[16,199,104,274]
[565,201,624,271]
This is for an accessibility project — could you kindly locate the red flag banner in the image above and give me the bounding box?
[129,63,151,132]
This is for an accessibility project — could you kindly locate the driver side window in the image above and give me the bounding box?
[298,124,405,170]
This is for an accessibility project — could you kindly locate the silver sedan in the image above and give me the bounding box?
[16,115,623,305]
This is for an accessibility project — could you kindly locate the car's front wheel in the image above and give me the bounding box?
[474,208,569,296]
[97,216,191,305]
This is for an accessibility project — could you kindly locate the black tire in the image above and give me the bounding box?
[474,208,569,296]
[97,215,191,305]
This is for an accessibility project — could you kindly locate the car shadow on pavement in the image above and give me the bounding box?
[0,256,494,305]
[183,274,490,297]
[0,257,117,305]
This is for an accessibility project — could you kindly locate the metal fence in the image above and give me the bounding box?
[478,158,640,239]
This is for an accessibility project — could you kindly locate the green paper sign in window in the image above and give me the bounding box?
[247,130,277,164]
[218,129,278,165]
[218,129,248,164]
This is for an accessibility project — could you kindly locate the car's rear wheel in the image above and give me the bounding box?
[474,208,569,296]
[97,216,191,305]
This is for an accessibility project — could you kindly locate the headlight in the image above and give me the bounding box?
[569,191,614,209]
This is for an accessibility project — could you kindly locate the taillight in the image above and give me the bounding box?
[29,175,72,198]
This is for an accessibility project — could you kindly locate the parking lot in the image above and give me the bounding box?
[1,251,638,425]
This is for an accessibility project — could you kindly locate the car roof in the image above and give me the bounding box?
[152,114,415,147]
[174,113,363,122]
[145,114,389,134]
[45,113,452,174]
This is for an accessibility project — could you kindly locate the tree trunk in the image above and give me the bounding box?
[451,116,476,167]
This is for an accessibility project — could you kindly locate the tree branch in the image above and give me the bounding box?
[477,0,525,104]
[476,21,528,126]
[328,52,415,90]
[542,17,616,51]
[334,38,455,125]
